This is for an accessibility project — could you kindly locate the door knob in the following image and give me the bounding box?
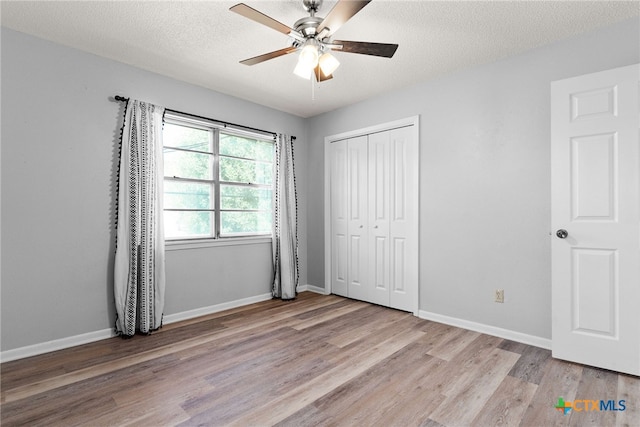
[556,229,568,239]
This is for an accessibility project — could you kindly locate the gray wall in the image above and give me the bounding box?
[306,17,640,340]
[0,28,307,351]
[2,17,638,353]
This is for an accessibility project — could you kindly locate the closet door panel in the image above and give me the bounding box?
[392,237,407,291]
[347,136,372,303]
[389,126,419,311]
[330,139,348,296]
[368,131,391,306]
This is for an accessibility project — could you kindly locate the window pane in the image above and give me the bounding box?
[164,123,211,152]
[220,133,273,162]
[164,210,213,239]
[221,211,272,235]
[164,149,213,180]
[165,180,213,210]
[220,185,271,210]
[219,156,272,185]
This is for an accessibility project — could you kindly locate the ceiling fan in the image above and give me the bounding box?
[230,0,398,82]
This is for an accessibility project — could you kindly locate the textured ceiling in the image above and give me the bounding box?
[2,1,638,117]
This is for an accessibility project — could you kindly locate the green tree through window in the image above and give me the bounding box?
[163,117,273,239]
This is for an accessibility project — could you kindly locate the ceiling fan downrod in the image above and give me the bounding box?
[302,0,323,15]
[295,0,326,41]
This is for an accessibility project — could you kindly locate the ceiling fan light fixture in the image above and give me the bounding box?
[293,60,313,79]
[298,41,320,68]
[318,52,340,76]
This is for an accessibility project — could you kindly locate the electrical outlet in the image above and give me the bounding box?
[495,289,504,303]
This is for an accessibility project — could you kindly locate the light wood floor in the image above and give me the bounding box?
[1,292,639,426]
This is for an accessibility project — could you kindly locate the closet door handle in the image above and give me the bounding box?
[374,225,378,229]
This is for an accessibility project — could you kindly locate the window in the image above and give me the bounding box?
[163,115,274,240]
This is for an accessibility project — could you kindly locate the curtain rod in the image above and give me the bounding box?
[113,96,296,141]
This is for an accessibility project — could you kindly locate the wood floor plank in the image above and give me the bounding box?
[471,375,538,426]
[2,292,639,427]
[617,373,640,427]
[92,390,195,427]
[429,347,520,426]
[324,313,423,366]
[227,327,426,426]
[180,337,337,423]
[316,342,443,426]
[519,357,584,427]
[1,330,223,404]
[420,419,447,427]
[0,388,119,426]
[1,295,339,404]
[110,360,217,408]
[568,366,618,427]
[220,294,344,327]
[290,303,390,344]
[276,341,442,427]
[292,299,369,330]
[507,344,552,385]
[1,297,338,424]
[121,403,192,427]
[356,362,446,427]
[498,338,530,354]
[325,305,409,348]
[426,327,480,361]
[372,386,445,427]
[416,333,504,399]
[415,320,457,348]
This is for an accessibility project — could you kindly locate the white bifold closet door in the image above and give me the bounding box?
[329,123,418,313]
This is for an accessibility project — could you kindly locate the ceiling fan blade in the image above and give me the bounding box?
[230,3,294,36]
[317,0,371,37]
[314,65,334,82]
[240,47,298,66]
[332,40,399,58]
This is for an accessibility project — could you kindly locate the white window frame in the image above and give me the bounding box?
[163,112,275,249]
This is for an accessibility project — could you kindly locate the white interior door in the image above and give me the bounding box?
[330,139,348,297]
[551,64,640,375]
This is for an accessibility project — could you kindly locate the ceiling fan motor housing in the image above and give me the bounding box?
[294,16,323,38]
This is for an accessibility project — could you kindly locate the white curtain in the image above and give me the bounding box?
[272,134,299,300]
[114,100,166,336]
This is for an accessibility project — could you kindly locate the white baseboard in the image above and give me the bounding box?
[2,293,549,363]
[1,292,274,363]
[0,328,117,363]
[297,284,329,295]
[418,310,551,350]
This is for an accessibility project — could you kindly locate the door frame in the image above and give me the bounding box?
[323,115,420,315]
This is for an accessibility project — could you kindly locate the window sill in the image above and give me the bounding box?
[166,236,272,251]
